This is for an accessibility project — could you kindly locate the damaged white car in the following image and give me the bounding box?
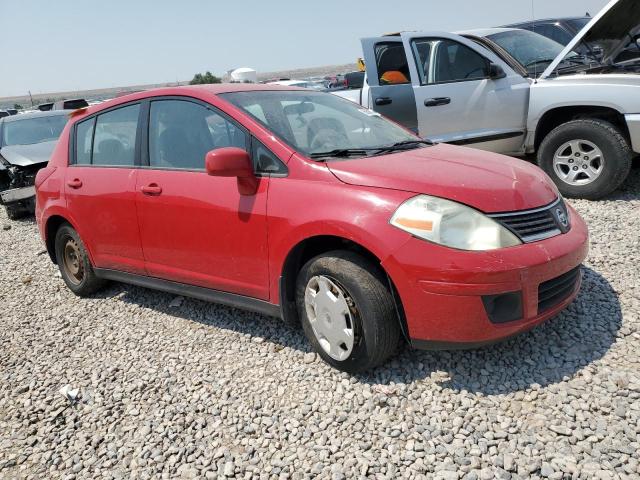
[0,111,69,219]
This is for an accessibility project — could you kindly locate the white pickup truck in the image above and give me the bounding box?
[333,0,640,199]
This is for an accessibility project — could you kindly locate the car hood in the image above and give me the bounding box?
[326,144,558,214]
[542,0,640,78]
[0,140,57,167]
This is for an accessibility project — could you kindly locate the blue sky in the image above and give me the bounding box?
[1,0,609,97]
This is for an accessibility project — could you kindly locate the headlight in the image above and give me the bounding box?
[390,195,522,251]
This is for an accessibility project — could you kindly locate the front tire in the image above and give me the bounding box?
[296,251,400,373]
[54,224,106,296]
[537,119,632,200]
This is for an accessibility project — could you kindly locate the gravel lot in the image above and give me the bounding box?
[1,169,639,480]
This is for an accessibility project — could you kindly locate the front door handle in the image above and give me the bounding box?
[141,184,162,196]
[375,97,393,106]
[424,97,451,107]
[67,179,83,189]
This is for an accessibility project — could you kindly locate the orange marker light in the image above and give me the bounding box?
[394,218,434,231]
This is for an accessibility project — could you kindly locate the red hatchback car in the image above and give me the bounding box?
[35,84,588,372]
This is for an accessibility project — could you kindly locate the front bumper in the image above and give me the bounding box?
[0,185,36,205]
[382,204,589,347]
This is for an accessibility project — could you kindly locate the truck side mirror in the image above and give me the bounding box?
[488,63,507,80]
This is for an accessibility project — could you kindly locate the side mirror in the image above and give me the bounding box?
[205,147,258,195]
[488,63,507,80]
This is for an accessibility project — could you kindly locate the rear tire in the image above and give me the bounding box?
[537,119,632,200]
[54,224,106,297]
[296,251,400,373]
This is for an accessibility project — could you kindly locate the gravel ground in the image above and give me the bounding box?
[1,170,639,480]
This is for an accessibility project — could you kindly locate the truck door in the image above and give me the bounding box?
[400,32,530,154]
[361,37,419,134]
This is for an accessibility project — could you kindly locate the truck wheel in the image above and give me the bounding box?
[296,251,400,373]
[537,119,632,200]
[54,224,106,297]
[5,205,26,220]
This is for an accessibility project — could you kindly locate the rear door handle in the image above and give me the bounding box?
[424,97,451,107]
[67,179,83,189]
[375,97,393,106]
[141,184,162,196]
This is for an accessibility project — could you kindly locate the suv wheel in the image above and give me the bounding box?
[537,119,632,200]
[54,224,106,296]
[296,251,400,373]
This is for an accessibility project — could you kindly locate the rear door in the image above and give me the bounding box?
[400,32,530,154]
[65,103,145,273]
[361,37,419,133]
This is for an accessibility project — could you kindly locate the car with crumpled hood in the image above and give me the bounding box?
[0,110,70,219]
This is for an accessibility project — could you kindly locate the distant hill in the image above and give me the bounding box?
[0,63,358,109]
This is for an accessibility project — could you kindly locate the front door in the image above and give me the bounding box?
[65,102,145,274]
[361,37,419,133]
[135,98,270,300]
[401,32,530,154]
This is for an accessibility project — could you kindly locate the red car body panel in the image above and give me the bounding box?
[36,84,589,348]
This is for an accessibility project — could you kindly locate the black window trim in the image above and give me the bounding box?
[409,37,493,87]
[140,95,254,174]
[70,100,143,168]
[250,136,289,178]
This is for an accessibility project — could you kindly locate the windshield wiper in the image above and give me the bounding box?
[525,58,555,69]
[374,139,434,154]
[309,148,379,159]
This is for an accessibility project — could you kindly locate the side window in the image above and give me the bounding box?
[148,100,246,170]
[433,40,489,83]
[93,104,140,166]
[75,118,95,165]
[375,42,411,85]
[252,139,287,175]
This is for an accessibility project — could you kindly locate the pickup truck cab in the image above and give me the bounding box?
[334,0,640,200]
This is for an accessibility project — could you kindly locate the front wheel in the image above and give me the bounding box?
[296,251,400,373]
[537,119,632,200]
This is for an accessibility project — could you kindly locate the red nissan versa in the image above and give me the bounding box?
[35,84,588,372]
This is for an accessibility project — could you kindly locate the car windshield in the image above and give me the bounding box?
[220,90,419,158]
[487,29,582,76]
[2,115,68,147]
[566,18,591,32]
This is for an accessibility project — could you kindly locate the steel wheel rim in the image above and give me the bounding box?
[304,275,355,361]
[62,237,84,285]
[553,139,604,186]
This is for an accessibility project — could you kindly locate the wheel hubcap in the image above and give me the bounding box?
[304,276,355,361]
[62,238,84,284]
[553,139,604,186]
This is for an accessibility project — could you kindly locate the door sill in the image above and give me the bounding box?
[94,268,282,319]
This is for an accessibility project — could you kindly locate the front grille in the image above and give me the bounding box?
[489,198,569,243]
[538,266,581,314]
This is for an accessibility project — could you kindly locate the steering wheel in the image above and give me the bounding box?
[309,129,348,152]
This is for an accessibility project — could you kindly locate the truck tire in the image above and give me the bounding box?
[537,119,632,200]
[54,224,106,297]
[296,251,400,373]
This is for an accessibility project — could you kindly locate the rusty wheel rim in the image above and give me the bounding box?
[62,237,84,285]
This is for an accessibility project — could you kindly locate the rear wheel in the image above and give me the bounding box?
[54,224,106,296]
[296,251,400,373]
[537,119,632,199]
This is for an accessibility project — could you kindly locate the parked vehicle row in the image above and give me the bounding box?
[35,83,588,372]
[333,0,639,200]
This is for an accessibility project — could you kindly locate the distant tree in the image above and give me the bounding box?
[189,71,222,85]
[13,104,23,110]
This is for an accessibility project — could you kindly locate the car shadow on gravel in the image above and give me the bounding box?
[358,266,623,395]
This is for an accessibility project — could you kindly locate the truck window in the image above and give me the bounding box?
[375,43,411,85]
[411,38,489,85]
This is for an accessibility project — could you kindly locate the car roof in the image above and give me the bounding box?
[82,83,311,116]
[0,109,72,124]
[458,27,520,37]
[504,16,589,27]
